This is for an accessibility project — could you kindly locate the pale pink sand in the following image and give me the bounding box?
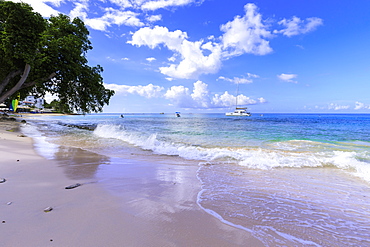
[0,120,262,247]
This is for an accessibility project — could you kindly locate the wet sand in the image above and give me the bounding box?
[0,119,262,246]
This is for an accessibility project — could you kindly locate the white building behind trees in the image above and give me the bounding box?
[20,96,44,109]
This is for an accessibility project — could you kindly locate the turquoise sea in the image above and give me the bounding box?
[22,113,370,246]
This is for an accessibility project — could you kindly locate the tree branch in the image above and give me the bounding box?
[0,64,31,103]
[0,69,23,94]
[20,72,57,89]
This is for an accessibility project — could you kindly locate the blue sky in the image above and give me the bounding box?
[11,0,370,113]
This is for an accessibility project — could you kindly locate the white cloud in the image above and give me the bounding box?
[84,8,144,31]
[146,57,156,62]
[328,103,350,110]
[146,14,162,22]
[190,81,211,108]
[354,101,370,110]
[164,82,213,108]
[11,0,61,17]
[69,2,88,20]
[104,83,164,98]
[164,85,193,108]
[21,1,322,82]
[220,3,273,57]
[164,81,265,109]
[159,40,222,79]
[105,80,266,109]
[164,85,189,99]
[212,92,257,107]
[218,73,259,84]
[275,16,323,37]
[168,55,177,62]
[128,26,187,49]
[128,3,321,79]
[140,0,198,11]
[121,57,130,61]
[128,26,222,79]
[44,92,59,104]
[129,4,277,79]
[211,91,235,107]
[107,0,133,9]
[277,73,298,83]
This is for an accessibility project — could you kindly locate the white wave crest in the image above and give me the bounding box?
[93,124,370,182]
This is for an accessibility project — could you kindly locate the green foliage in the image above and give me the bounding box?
[44,99,71,113]
[0,1,114,113]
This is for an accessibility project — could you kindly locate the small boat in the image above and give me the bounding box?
[226,107,251,116]
[175,112,181,117]
[226,81,251,117]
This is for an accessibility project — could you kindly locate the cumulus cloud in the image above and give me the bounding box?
[83,8,144,31]
[128,26,187,49]
[164,81,265,109]
[128,3,275,79]
[105,81,266,109]
[146,57,156,62]
[146,14,162,22]
[104,83,164,98]
[190,81,212,108]
[328,103,350,110]
[220,3,273,57]
[277,73,298,83]
[354,101,370,110]
[275,16,323,37]
[128,26,222,79]
[212,92,257,107]
[128,3,321,79]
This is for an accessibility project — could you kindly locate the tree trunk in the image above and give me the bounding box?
[0,64,31,103]
[0,69,23,94]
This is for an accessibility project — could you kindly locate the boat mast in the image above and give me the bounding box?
[235,80,239,108]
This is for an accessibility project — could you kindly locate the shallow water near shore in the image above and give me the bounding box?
[22,113,370,246]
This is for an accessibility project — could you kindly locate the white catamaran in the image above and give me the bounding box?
[226,107,251,116]
[225,81,251,117]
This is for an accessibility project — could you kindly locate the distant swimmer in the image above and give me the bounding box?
[120,114,124,118]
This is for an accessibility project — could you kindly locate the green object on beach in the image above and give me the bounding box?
[11,99,19,112]
[44,207,53,212]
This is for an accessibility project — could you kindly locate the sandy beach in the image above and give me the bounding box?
[0,117,262,247]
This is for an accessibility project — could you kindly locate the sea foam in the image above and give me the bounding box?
[93,124,370,183]
[21,123,60,159]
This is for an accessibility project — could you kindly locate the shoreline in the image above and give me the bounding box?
[0,119,263,246]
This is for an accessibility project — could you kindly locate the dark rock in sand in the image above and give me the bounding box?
[65,183,82,189]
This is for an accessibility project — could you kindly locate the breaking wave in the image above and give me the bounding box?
[94,123,370,183]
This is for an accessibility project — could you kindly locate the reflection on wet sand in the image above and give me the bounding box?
[53,146,110,180]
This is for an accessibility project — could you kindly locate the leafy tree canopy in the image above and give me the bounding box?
[0,1,114,113]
